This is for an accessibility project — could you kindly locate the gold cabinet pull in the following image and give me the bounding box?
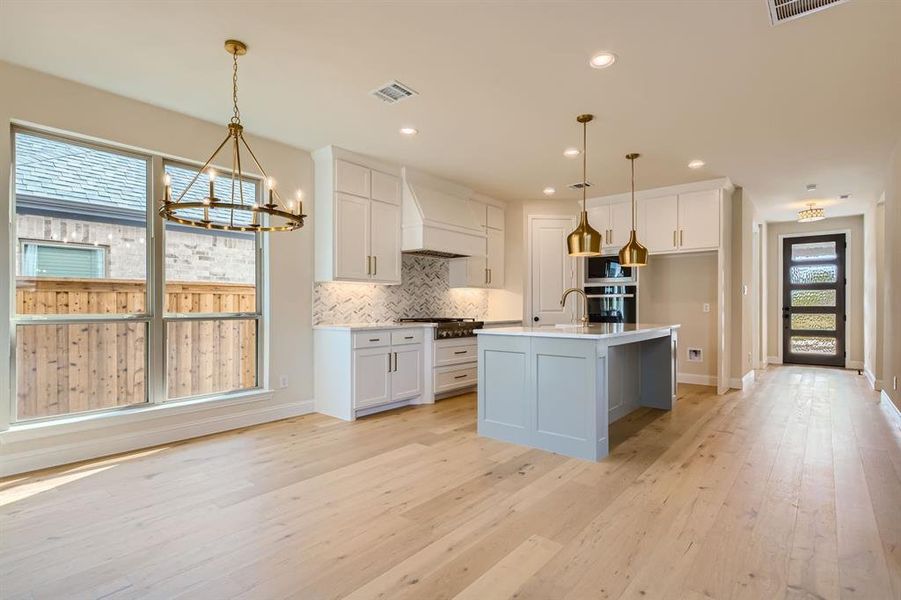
[673,230,677,247]
[373,255,377,276]
[680,230,684,246]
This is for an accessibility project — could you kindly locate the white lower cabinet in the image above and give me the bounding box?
[314,327,428,421]
[432,337,477,395]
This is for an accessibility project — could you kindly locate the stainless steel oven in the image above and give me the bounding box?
[585,285,637,324]
[585,254,638,286]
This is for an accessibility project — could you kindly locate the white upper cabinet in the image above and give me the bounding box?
[487,228,505,287]
[336,159,371,198]
[314,147,403,284]
[587,205,612,247]
[369,200,402,283]
[335,193,371,280]
[676,189,720,250]
[610,201,634,248]
[638,195,679,253]
[371,169,401,206]
[448,200,505,289]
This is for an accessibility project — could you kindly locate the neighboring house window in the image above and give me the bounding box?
[10,128,264,423]
[21,241,107,278]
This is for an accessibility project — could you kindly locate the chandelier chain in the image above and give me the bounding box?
[231,50,241,125]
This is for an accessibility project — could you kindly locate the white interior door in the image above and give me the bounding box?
[369,200,401,283]
[353,347,391,409]
[529,216,577,325]
[391,345,423,401]
[335,192,370,280]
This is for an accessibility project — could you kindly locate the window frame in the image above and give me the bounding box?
[8,125,268,424]
[19,238,109,279]
[159,158,265,402]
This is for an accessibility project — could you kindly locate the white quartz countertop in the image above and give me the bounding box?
[314,322,436,331]
[475,322,680,340]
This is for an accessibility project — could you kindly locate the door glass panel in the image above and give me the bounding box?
[791,313,837,331]
[790,289,836,307]
[790,336,837,355]
[166,319,257,400]
[789,264,837,284]
[791,241,837,262]
[16,322,147,420]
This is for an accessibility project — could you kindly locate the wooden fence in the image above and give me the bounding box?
[15,277,256,420]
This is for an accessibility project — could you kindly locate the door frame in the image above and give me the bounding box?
[525,214,578,326]
[776,228,851,367]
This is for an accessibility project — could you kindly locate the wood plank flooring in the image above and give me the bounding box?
[2,365,899,599]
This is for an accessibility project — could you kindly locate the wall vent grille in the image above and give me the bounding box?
[568,181,592,190]
[370,80,418,104]
[767,0,847,24]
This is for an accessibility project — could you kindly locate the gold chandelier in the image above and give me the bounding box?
[797,202,825,222]
[567,114,603,257]
[159,40,305,232]
[618,153,648,267]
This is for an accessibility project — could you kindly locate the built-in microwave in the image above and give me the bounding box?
[585,254,638,286]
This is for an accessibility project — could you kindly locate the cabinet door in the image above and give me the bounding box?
[487,227,505,288]
[371,170,401,206]
[353,347,391,409]
[677,190,720,250]
[587,205,611,247]
[335,160,370,198]
[610,201,634,248]
[369,200,402,283]
[391,345,423,401]
[335,192,371,280]
[637,194,678,253]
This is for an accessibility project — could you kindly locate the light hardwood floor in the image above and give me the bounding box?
[2,366,899,599]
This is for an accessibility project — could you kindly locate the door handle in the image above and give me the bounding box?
[533,316,539,322]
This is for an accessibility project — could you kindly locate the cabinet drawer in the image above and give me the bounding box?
[434,342,477,367]
[352,331,391,348]
[390,329,423,345]
[435,366,477,393]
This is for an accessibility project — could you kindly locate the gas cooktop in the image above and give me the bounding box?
[397,318,483,339]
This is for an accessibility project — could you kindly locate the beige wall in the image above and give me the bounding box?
[729,187,758,382]
[640,252,719,381]
[0,61,314,419]
[882,137,901,410]
[765,215,865,365]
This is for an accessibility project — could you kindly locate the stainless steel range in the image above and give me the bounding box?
[397,317,484,339]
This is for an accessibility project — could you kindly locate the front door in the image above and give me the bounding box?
[782,234,846,366]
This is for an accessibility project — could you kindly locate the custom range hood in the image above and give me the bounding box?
[402,167,486,258]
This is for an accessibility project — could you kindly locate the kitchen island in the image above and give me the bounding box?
[476,323,679,461]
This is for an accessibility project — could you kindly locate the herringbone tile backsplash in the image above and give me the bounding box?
[313,254,489,325]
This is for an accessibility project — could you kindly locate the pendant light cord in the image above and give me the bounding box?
[582,120,587,211]
[630,155,636,229]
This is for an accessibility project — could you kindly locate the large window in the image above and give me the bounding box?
[10,128,264,422]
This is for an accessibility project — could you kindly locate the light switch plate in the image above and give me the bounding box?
[702,303,711,313]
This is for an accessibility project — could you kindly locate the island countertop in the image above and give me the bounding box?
[475,322,680,340]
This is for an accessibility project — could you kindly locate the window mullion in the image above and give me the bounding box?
[149,156,166,406]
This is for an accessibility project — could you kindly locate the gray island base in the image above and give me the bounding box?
[476,323,680,461]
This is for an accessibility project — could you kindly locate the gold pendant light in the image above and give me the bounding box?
[618,153,648,267]
[567,114,603,257]
[159,40,306,232]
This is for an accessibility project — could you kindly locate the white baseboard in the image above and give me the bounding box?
[767,356,782,365]
[729,370,756,390]
[678,373,717,386]
[881,390,900,424]
[864,369,882,391]
[0,395,313,477]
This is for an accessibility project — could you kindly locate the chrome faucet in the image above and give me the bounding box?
[560,288,590,325]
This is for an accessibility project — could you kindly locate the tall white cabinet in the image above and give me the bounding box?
[314,146,402,284]
[448,199,505,288]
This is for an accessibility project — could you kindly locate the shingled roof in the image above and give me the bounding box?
[14,131,257,226]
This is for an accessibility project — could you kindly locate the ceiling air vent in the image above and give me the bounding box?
[370,80,418,104]
[767,0,848,24]
[568,181,592,190]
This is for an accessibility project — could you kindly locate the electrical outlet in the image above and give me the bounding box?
[279,375,289,389]
[702,303,711,313]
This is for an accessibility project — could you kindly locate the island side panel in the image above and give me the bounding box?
[477,335,531,445]
[606,342,641,423]
[638,329,676,410]
[531,337,602,461]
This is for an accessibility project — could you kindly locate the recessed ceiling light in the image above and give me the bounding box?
[589,52,617,69]
[543,187,556,196]
[688,159,705,169]
[399,127,418,136]
[563,147,581,158]
[806,183,817,192]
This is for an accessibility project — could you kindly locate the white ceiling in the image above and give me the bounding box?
[2,1,900,221]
